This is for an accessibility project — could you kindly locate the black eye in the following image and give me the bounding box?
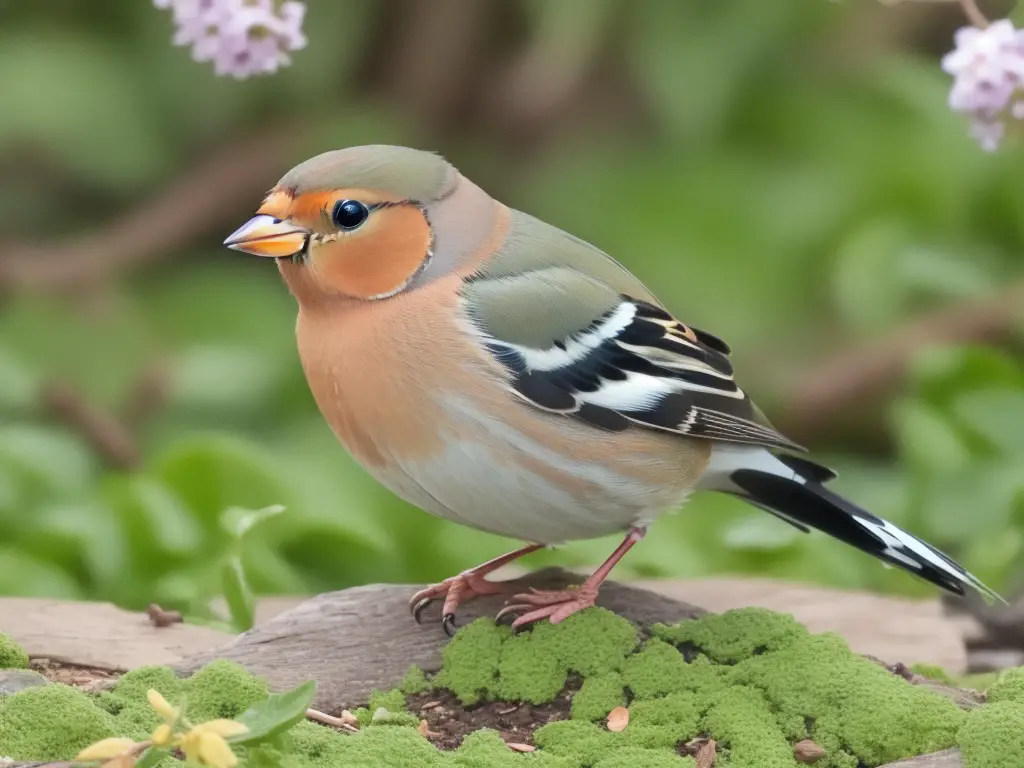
[332,199,369,230]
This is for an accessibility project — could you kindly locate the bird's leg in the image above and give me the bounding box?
[410,543,544,635]
[496,526,646,630]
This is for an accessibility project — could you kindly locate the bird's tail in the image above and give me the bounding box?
[699,446,1004,604]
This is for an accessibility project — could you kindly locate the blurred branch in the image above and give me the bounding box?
[42,382,141,471]
[778,279,1024,445]
[381,0,489,131]
[0,125,301,293]
[41,361,171,471]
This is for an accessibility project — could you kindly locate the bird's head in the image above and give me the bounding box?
[225,145,493,304]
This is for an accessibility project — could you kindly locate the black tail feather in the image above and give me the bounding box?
[730,468,1002,604]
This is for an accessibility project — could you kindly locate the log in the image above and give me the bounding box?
[2,571,975,767]
[173,567,706,710]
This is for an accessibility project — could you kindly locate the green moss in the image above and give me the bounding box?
[400,665,430,694]
[987,667,1024,705]
[653,608,807,663]
[629,692,701,736]
[0,632,29,669]
[623,640,725,699]
[910,663,954,686]
[369,688,407,714]
[959,701,1024,768]
[702,685,796,768]
[534,719,609,765]
[592,747,695,767]
[434,618,509,705]
[525,609,637,677]
[453,729,575,767]
[184,659,269,720]
[571,673,625,721]
[365,689,418,728]
[730,631,965,765]
[0,683,117,760]
[498,632,567,703]
[108,664,184,703]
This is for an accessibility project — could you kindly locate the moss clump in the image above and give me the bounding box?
[400,665,430,694]
[183,659,269,720]
[653,608,807,663]
[910,663,954,686]
[730,630,967,765]
[0,684,117,760]
[0,632,29,669]
[987,667,1024,705]
[571,673,625,721]
[959,701,1024,768]
[592,746,695,767]
[702,685,795,768]
[434,618,509,705]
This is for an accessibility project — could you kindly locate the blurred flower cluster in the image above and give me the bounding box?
[153,0,307,78]
[943,19,1024,151]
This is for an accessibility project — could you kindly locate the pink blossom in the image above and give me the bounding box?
[942,19,1024,151]
[153,0,306,79]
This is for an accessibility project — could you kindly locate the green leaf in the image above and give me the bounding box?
[222,504,286,540]
[909,346,1024,409]
[233,680,317,745]
[152,435,296,529]
[952,388,1024,455]
[890,399,971,474]
[105,475,204,559]
[221,554,255,632]
[135,746,172,768]
[0,425,96,494]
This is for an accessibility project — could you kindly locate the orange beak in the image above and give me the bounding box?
[224,215,309,258]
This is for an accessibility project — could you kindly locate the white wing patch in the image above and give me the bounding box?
[498,303,637,372]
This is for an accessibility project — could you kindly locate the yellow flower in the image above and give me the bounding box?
[75,737,136,761]
[147,688,179,722]
[177,720,249,768]
[152,723,173,746]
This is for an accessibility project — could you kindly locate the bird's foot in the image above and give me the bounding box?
[410,571,507,636]
[495,584,600,630]
[409,543,544,636]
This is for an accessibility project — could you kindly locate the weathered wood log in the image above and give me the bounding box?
[173,567,706,710]
[2,572,977,768]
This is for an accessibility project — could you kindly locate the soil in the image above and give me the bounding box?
[404,681,580,750]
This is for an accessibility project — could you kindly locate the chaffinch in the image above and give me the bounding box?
[225,145,1001,633]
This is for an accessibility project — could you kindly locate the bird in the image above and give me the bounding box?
[224,144,1002,634]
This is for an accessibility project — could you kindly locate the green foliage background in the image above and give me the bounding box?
[1,0,1023,623]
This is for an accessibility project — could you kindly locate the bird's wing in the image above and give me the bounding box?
[461,215,803,452]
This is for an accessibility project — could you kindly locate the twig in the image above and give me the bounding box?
[41,382,141,471]
[777,279,1024,445]
[122,359,172,430]
[306,708,359,732]
[147,603,184,628]
[0,124,301,292]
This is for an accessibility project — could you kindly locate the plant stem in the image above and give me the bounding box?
[959,0,989,27]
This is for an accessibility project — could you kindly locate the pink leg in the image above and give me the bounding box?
[409,543,543,635]
[496,526,646,630]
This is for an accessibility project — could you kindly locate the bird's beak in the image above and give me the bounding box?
[223,215,309,258]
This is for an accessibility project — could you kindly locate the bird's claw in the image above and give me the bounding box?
[442,613,457,637]
[495,586,599,630]
[411,596,433,624]
[408,571,506,634]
